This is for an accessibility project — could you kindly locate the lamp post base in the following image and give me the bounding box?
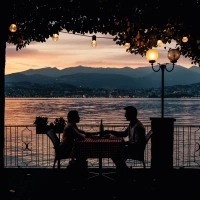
[150,117,176,171]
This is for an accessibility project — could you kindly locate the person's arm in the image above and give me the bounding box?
[73,126,86,140]
[76,127,98,137]
[84,131,99,137]
[104,128,128,137]
[77,128,86,134]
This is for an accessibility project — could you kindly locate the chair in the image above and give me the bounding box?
[46,129,70,169]
[127,130,153,169]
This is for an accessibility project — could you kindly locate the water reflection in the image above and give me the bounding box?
[5,98,200,125]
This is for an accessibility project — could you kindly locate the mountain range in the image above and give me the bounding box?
[5,65,200,89]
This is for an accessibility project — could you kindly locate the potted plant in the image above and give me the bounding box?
[34,116,49,134]
[53,117,66,134]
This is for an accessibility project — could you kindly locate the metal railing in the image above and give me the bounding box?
[4,124,200,169]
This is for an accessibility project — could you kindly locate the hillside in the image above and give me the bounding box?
[5,65,200,89]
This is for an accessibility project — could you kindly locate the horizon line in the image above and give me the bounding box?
[5,64,198,75]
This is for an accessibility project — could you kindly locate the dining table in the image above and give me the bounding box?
[73,135,124,181]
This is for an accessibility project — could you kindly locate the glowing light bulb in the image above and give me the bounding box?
[91,35,97,47]
[146,49,159,64]
[182,37,188,43]
[124,43,130,49]
[9,24,17,32]
[157,40,163,47]
[52,34,59,41]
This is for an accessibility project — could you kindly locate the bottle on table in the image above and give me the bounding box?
[99,119,104,137]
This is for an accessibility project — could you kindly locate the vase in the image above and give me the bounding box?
[36,125,48,134]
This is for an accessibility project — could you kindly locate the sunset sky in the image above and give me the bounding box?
[5,32,195,75]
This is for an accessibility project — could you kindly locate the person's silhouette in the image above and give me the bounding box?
[60,110,97,189]
[104,106,146,169]
[61,110,86,155]
[61,110,97,156]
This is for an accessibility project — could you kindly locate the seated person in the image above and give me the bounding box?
[104,106,146,169]
[60,110,97,159]
[60,110,98,186]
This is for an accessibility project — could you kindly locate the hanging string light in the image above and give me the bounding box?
[52,34,59,41]
[91,35,97,47]
[157,40,163,47]
[124,42,130,49]
[9,24,17,32]
[182,36,188,43]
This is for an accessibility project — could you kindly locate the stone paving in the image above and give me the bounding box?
[3,168,200,200]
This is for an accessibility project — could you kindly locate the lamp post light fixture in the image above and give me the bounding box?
[146,48,180,118]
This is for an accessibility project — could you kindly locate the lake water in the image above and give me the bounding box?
[5,98,200,125]
[4,98,200,168]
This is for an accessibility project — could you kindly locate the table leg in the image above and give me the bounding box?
[87,158,115,181]
[99,157,102,176]
[101,158,115,181]
[86,158,100,180]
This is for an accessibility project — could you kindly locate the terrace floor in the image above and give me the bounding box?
[3,167,200,200]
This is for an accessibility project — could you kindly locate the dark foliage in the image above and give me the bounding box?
[34,116,49,134]
[33,116,66,133]
[6,1,200,65]
[53,117,66,133]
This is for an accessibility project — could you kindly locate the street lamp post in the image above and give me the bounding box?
[146,48,180,118]
[152,63,174,118]
[145,48,180,171]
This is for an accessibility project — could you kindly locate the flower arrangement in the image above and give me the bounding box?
[33,116,66,134]
[34,116,48,126]
[53,117,66,133]
[34,116,49,134]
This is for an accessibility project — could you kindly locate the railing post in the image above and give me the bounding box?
[150,118,176,171]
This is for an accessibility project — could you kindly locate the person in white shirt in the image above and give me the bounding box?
[104,106,146,169]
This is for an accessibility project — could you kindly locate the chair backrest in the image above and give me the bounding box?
[46,129,60,148]
[145,130,153,146]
